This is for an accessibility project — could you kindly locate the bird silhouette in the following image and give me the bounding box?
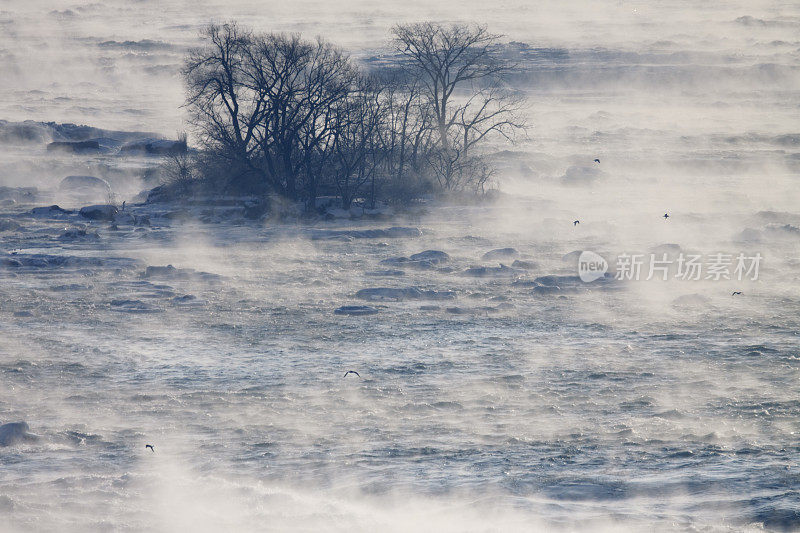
[145,444,155,452]
[573,220,580,226]
[732,291,742,296]
[343,370,360,378]
[663,213,669,219]
[593,158,600,164]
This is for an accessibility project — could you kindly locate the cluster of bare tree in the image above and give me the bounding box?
[180,21,526,209]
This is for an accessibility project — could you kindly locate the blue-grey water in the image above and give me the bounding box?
[0,1,799,531]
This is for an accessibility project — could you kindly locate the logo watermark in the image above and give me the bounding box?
[577,252,762,282]
[578,251,608,282]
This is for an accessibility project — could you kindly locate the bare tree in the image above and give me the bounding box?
[183,23,263,191]
[456,84,526,158]
[392,22,526,190]
[184,25,356,200]
[248,34,355,200]
[381,76,434,180]
[181,21,524,207]
[330,76,388,208]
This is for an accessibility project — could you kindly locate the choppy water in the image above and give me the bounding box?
[1,1,799,531]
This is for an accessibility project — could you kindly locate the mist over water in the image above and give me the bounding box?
[1,1,799,531]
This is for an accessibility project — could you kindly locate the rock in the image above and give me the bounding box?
[462,264,524,277]
[0,253,141,270]
[365,269,405,277]
[672,294,712,309]
[0,422,38,446]
[532,284,563,295]
[380,257,436,270]
[512,260,537,270]
[0,121,51,143]
[163,210,192,221]
[513,273,618,294]
[145,184,171,204]
[561,165,603,185]
[334,305,379,316]
[355,287,456,301]
[113,212,136,225]
[765,223,800,239]
[409,250,450,264]
[49,283,92,292]
[59,175,110,191]
[120,138,187,155]
[311,227,422,240]
[143,265,182,278]
[534,274,582,287]
[142,265,222,283]
[381,227,423,238]
[0,186,38,203]
[79,204,118,221]
[482,248,518,260]
[30,205,72,217]
[734,228,762,243]
[110,299,160,313]
[58,227,99,241]
[172,294,200,303]
[46,140,103,153]
[59,175,111,197]
[0,219,21,232]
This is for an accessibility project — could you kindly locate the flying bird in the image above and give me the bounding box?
[145,444,155,452]
[573,220,580,226]
[343,370,360,378]
[663,213,669,219]
[732,291,742,296]
[593,158,600,164]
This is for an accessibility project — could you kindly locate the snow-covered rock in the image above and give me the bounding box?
[30,205,72,217]
[482,248,518,260]
[58,226,99,241]
[334,305,379,316]
[512,260,537,270]
[59,175,111,196]
[561,165,603,185]
[409,250,450,264]
[311,227,422,240]
[46,140,105,153]
[0,219,21,232]
[462,264,523,277]
[141,264,222,283]
[79,204,118,221]
[0,422,38,447]
[355,287,456,301]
